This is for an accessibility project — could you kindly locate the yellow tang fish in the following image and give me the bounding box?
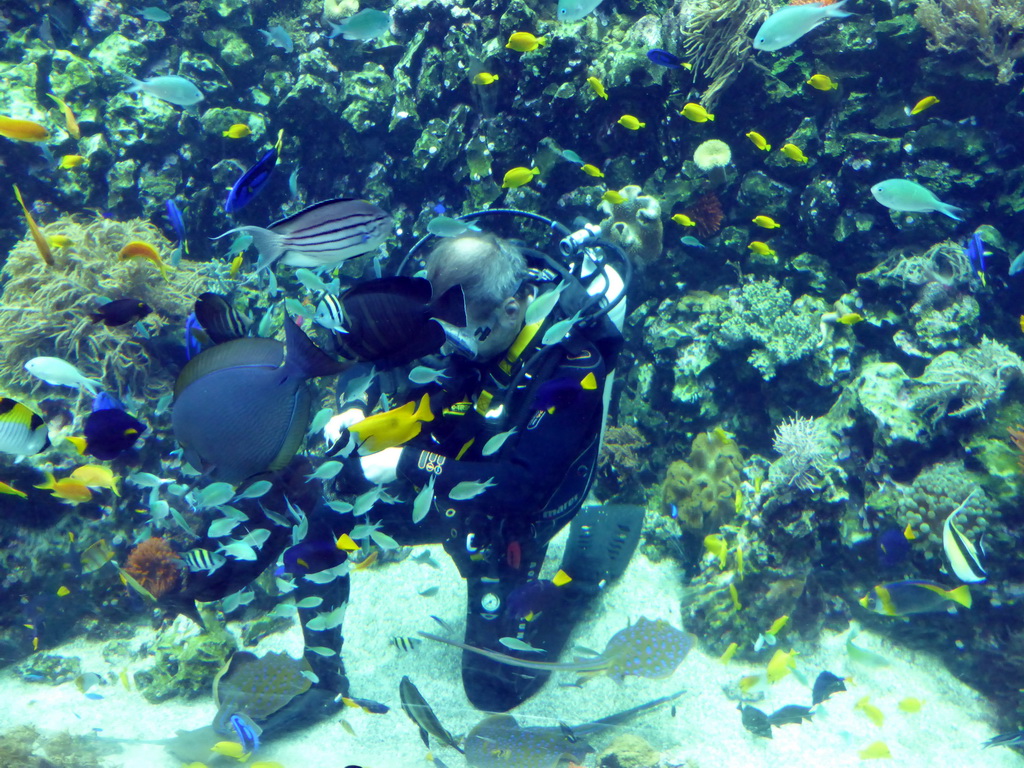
[719,641,738,663]
[580,163,604,177]
[34,472,93,505]
[472,72,499,85]
[229,254,244,278]
[505,32,546,52]
[70,464,121,496]
[806,73,837,90]
[0,115,51,142]
[780,143,808,163]
[704,534,728,567]
[48,234,73,248]
[752,215,781,229]
[671,213,695,227]
[222,123,252,138]
[859,741,891,760]
[59,154,86,169]
[855,695,885,727]
[765,614,789,636]
[898,697,923,712]
[210,741,248,760]
[336,533,360,552]
[617,114,645,130]
[838,312,863,325]
[118,240,169,280]
[57,586,71,597]
[586,76,608,99]
[766,648,798,683]
[680,103,713,122]
[13,184,55,267]
[908,95,939,115]
[601,189,626,204]
[349,393,434,453]
[748,241,775,257]
[501,166,539,188]
[745,131,770,151]
[47,93,80,139]
[728,582,741,610]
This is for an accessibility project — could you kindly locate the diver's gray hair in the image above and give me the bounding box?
[426,233,527,315]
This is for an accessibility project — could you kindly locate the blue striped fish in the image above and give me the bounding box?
[214,197,391,272]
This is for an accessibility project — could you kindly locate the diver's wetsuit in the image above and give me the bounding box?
[172,282,622,721]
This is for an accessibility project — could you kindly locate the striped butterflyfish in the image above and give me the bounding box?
[392,636,421,652]
[314,293,346,333]
[0,397,49,456]
[213,197,392,272]
[329,276,467,366]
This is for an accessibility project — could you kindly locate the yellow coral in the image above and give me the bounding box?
[662,428,744,532]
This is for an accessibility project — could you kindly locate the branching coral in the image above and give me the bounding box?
[768,415,837,490]
[599,424,647,475]
[0,214,216,403]
[914,0,1024,84]
[909,337,1024,421]
[124,537,181,599]
[678,0,772,110]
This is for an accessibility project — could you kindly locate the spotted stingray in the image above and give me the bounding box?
[464,688,685,768]
[420,616,696,684]
[212,650,313,731]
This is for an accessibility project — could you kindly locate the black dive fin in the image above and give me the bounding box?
[559,504,644,594]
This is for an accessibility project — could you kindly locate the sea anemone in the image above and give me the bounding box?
[124,537,181,600]
[682,192,725,238]
[693,140,732,187]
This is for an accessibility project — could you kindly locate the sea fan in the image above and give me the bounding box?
[124,537,181,599]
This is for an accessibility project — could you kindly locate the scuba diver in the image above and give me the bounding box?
[166,210,642,739]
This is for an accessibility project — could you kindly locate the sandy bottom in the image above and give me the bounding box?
[1,530,1021,768]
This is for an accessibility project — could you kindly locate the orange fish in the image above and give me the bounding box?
[0,116,50,142]
[118,241,169,280]
[12,185,55,267]
[34,472,93,505]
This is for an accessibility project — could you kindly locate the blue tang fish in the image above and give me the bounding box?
[225,130,283,214]
[171,320,350,483]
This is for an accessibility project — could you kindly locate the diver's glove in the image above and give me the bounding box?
[360,447,402,484]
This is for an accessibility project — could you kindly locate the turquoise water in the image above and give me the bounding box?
[3,0,1024,765]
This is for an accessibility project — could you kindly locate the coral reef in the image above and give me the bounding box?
[679,0,772,109]
[0,214,216,402]
[597,186,663,267]
[137,616,237,702]
[909,337,1024,422]
[0,725,102,768]
[661,429,743,533]
[124,537,181,600]
[914,0,1024,83]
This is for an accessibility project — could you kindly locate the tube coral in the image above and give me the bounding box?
[124,537,181,600]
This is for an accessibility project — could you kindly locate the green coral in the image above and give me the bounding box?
[717,278,824,380]
[138,619,237,702]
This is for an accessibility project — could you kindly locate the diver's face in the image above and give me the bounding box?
[466,297,525,362]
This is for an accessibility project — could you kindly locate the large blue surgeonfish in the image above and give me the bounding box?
[172,320,349,483]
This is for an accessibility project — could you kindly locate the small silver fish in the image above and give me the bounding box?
[482,428,517,456]
[412,476,436,524]
[260,24,294,53]
[448,478,496,500]
[408,365,448,385]
[306,460,345,481]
